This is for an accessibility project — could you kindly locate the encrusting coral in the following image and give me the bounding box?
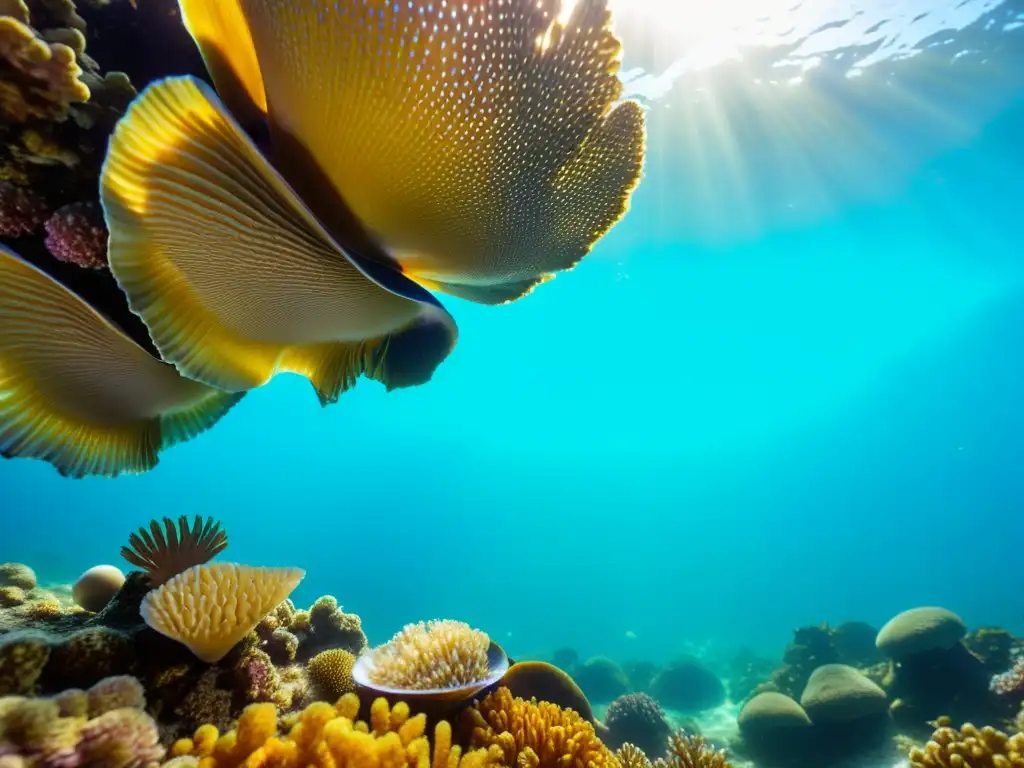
[169,692,504,768]
[0,674,165,768]
[121,516,229,587]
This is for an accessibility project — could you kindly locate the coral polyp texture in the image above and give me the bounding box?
[42,200,108,268]
[168,692,504,768]
[904,716,1024,768]
[139,563,305,663]
[359,620,492,691]
[465,686,620,768]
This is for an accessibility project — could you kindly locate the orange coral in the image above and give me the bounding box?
[121,516,229,586]
[172,693,504,768]
[466,687,620,768]
[906,716,1024,768]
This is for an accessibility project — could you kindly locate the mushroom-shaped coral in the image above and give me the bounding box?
[353,620,507,703]
[876,608,967,660]
[573,657,630,704]
[466,686,619,768]
[139,562,305,663]
[43,201,108,269]
[799,664,888,724]
[72,564,126,613]
[121,516,229,587]
[308,648,356,701]
[904,716,1024,768]
[604,692,672,757]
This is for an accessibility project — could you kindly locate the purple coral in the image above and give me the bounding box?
[76,708,165,768]
[0,182,48,237]
[43,202,108,269]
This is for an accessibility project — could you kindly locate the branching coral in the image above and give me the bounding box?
[905,716,1024,768]
[121,516,229,587]
[614,733,734,768]
[358,620,492,692]
[465,686,620,768]
[169,693,504,768]
[0,11,90,123]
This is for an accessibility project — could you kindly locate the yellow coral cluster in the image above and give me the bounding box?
[0,6,90,123]
[363,620,491,691]
[170,693,504,768]
[907,717,1024,768]
[466,687,620,768]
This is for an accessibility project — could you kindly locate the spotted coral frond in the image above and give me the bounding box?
[120,515,228,586]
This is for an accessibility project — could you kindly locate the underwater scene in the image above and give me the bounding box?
[2,0,1024,767]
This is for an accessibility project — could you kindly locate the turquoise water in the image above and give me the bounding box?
[3,0,1023,673]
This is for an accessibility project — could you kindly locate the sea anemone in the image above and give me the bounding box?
[353,620,508,704]
[121,516,228,587]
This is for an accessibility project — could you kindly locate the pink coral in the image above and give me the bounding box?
[0,181,48,236]
[76,708,165,767]
[43,201,107,268]
[990,657,1024,699]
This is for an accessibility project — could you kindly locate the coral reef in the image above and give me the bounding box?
[358,620,491,691]
[72,565,125,613]
[604,692,672,757]
[615,730,733,768]
[903,715,1024,768]
[572,657,630,704]
[0,674,164,767]
[43,200,107,267]
[465,686,619,768]
[649,657,725,713]
[307,649,356,702]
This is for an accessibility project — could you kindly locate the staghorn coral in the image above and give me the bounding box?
[308,649,356,702]
[466,686,619,768]
[359,620,491,691]
[139,563,305,663]
[121,516,229,587]
[170,692,503,768]
[0,674,164,768]
[42,200,107,267]
[904,716,1024,768]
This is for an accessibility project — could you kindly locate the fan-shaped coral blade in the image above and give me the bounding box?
[100,75,458,402]
[139,562,305,663]
[226,0,645,303]
[0,244,243,479]
[177,0,266,127]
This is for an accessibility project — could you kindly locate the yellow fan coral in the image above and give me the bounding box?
[905,716,1024,768]
[121,516,229,586]
[466,687,620,768]
[354,619,500,692]
[139,562,304,663]
[170,693,504,768]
